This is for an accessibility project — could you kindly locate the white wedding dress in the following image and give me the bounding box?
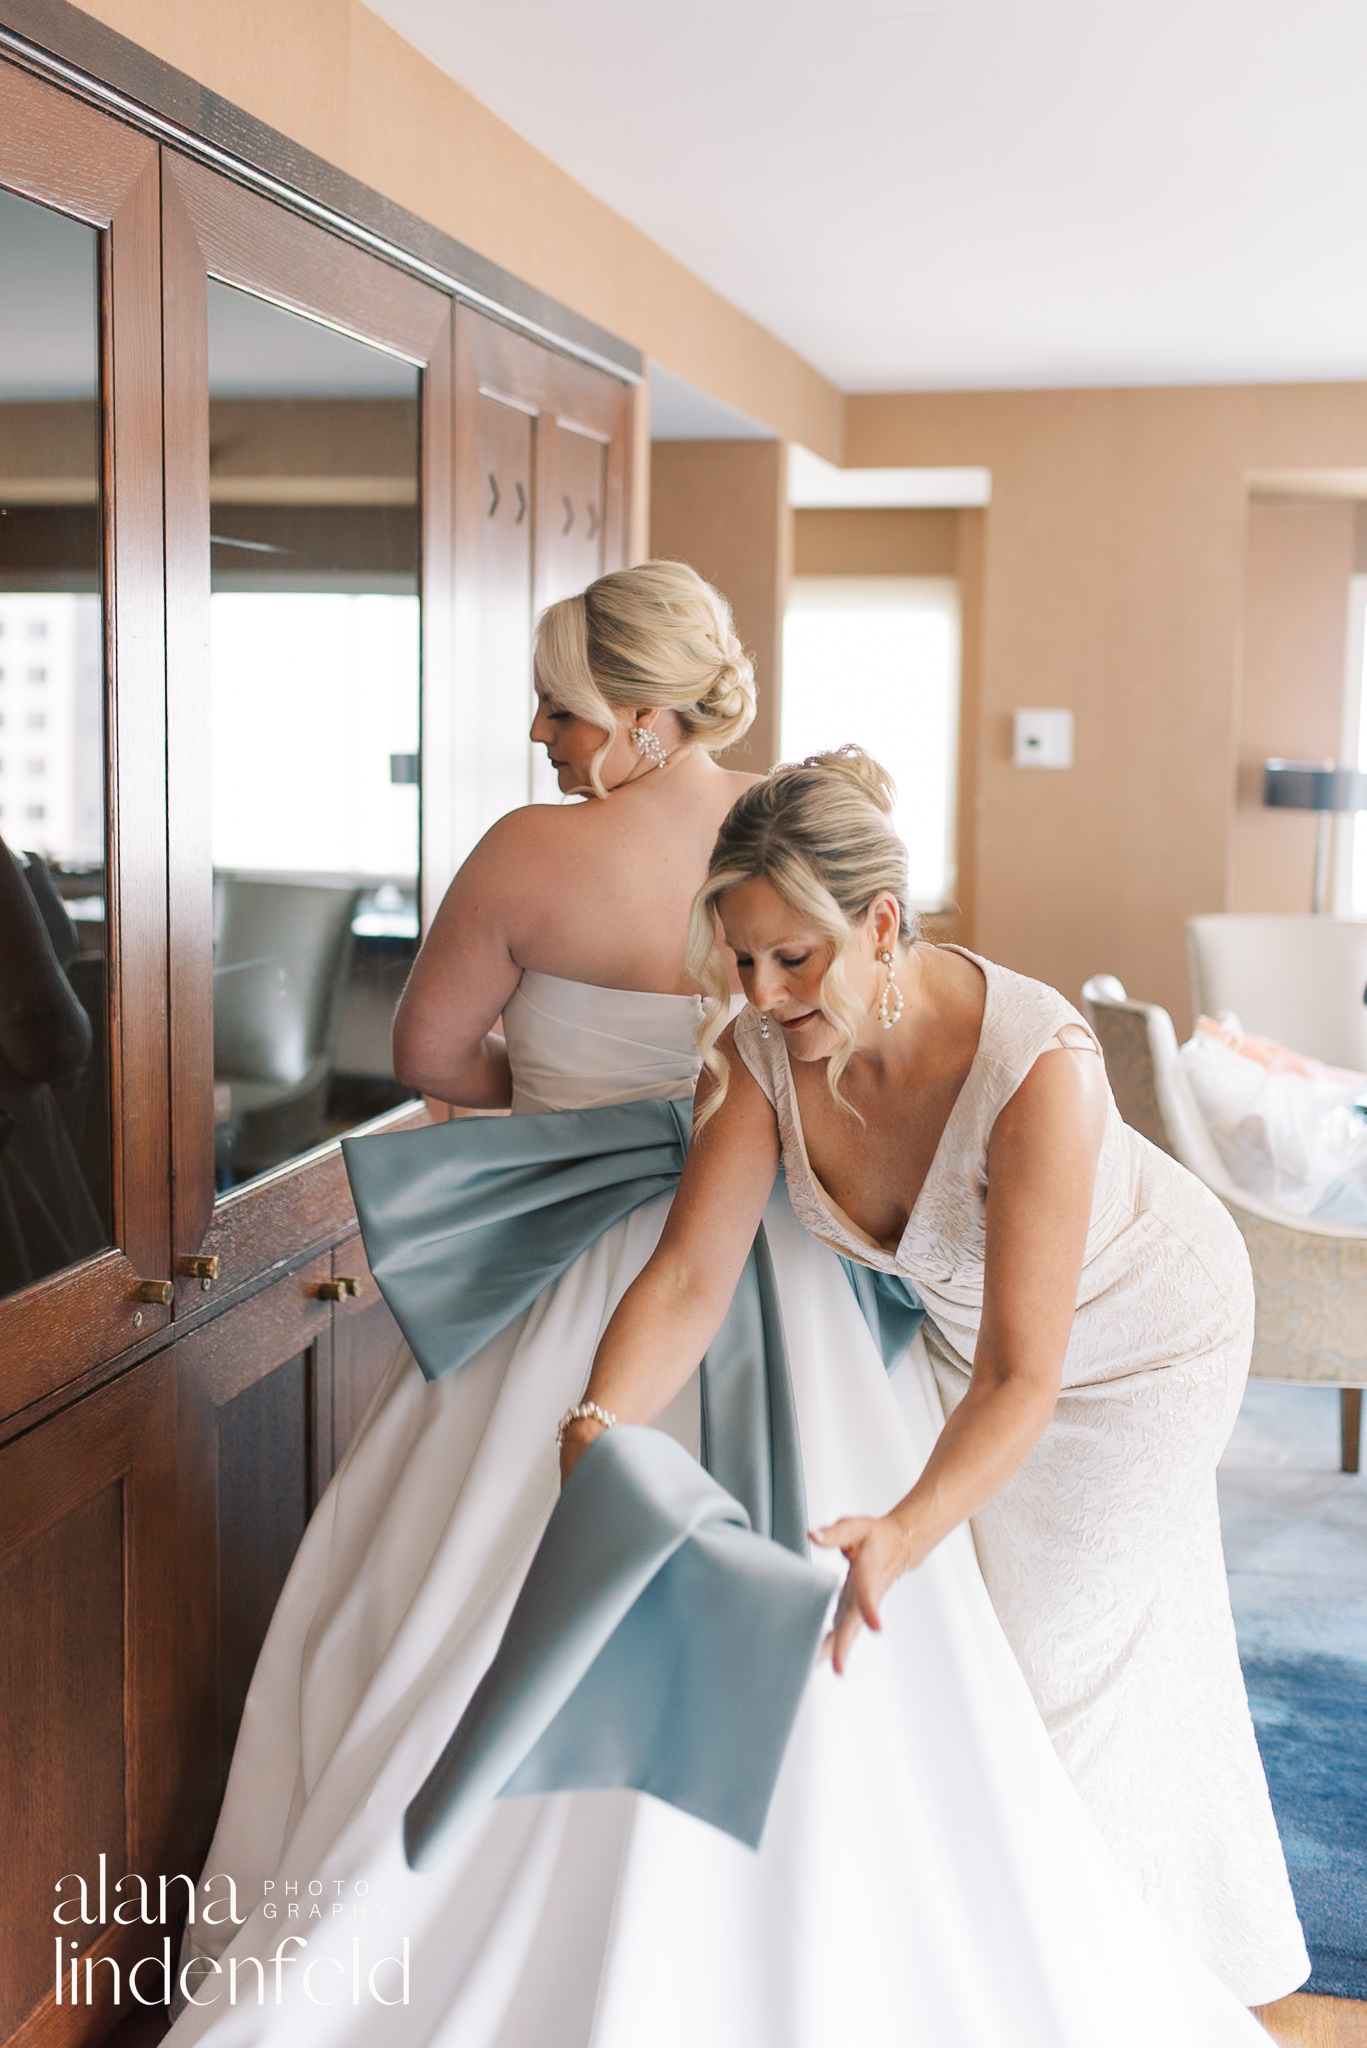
[168,973,1281,2047]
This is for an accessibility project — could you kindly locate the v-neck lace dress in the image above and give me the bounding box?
[734,945,1308,2003]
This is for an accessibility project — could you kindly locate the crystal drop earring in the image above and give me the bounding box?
[631,724,668,770]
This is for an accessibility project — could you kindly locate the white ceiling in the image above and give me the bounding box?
[367,0,1367,394]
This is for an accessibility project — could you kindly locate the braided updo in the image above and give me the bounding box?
[534,560,756,798]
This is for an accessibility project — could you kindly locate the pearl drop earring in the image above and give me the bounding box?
[877,948,903,1030]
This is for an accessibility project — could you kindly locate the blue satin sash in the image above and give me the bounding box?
[840,1260,928,1367]
[403,1428,833,1868]
[341,1097,807,1551]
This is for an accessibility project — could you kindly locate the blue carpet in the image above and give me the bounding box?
[1242,1651,1367,1999]
[1220,1381,1367,2004]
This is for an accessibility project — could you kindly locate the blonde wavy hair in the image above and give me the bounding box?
[686,747,916,1124]
[533,560,756,798]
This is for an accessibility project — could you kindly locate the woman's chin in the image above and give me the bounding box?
[780,1015,837,1061]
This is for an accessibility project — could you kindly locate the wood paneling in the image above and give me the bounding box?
[172,1257,332,1848]
[451,306,631,857]
[0,1358,177,2048]
[1257,1994,1367,2047]
[0,1487,124,2036]
[0,64,171,1412]
[328,1233,402,1469]
[456,382,537,844]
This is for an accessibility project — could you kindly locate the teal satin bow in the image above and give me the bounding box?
[343,1097,808,1551]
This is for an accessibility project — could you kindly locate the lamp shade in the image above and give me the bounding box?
[1262,760,1367,813]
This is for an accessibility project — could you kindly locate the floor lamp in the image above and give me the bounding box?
[1262,759,1367,914]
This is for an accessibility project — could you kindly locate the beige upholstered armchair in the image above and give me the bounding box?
[1081,975,1367,1474]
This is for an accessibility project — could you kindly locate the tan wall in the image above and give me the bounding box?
[71,0,842,458]
[650,440,790,772]
[36,4,1367,1019]
[792,508,958,578]
[1231,499,1357,914]
[846,384,1367,1029]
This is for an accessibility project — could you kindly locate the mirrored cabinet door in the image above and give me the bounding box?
[0,189,110,1296]
[162,156,452,1287]
[206,280,423,1191]
[0,68,169,1406]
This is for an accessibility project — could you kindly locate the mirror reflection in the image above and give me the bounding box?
[0,188,111,1299]
[207,282,421,1190]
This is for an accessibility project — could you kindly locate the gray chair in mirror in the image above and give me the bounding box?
[1081,974,1367,1476]
[213,874,362,1186]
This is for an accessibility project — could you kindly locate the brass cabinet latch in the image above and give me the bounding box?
[136,1279,174,1306]
[179,1255,221,1291]
[315,1276,362,1302]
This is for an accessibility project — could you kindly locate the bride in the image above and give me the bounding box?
[168,568,1290,2047]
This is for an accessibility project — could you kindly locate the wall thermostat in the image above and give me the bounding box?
[1013,708,1074,769]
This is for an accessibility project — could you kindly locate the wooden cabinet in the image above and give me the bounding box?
[0,1358,178,2048]
[0,44,635,2048]
[450,306,631,857]
[0,62,172,1403]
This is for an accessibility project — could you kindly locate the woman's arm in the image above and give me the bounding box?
[817,1042,1109,1671]
[392,815,548,1109]
[560,1037,781,1478]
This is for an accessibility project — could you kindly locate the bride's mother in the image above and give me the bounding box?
[563,745,1307,2007]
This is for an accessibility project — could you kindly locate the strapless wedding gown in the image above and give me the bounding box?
[168,973,1279,2047]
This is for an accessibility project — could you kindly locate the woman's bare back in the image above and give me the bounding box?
[498,753,757,994]
[393,749,756,1106]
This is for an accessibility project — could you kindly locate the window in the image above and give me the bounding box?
[1342,575,1367,912]
[781,576,960,912]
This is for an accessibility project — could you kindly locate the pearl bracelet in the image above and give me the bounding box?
[556,1400,618,1449]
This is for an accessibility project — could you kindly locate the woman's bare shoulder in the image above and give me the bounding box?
[462,799,594,868]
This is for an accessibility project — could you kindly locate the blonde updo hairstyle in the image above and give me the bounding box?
[533,560,756,799]
[687,747,916,1124]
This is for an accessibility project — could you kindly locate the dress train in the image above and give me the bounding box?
[168,1187,1270,2047]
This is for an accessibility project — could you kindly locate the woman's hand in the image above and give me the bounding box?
[811,1514,916,1675]
[558,1415,609,1488]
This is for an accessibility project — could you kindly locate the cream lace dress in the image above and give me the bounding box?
[734,945,1309,2002]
